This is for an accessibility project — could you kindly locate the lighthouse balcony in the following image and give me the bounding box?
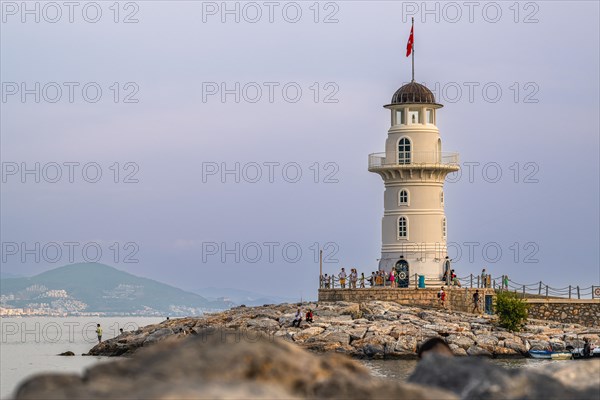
[368,152,459,172]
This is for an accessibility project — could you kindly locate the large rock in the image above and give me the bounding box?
[408,354,600,399]
[446,334,475,350]
[293,327,325,342]
[246,318,280,329]
[16,329,456,400]
[143,328,174,345]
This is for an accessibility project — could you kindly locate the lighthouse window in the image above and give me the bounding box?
[398,217,408,239]
[395,110,404,125]
[426,109,434,124]
[440,191,444,205]
[399,189,409,205]
[398,138,411,164]
[442,218,447,239]
[408,109,420,124]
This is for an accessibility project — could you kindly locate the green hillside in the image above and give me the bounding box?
[0,263,227,314]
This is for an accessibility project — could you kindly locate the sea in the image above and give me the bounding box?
[0,316,163,399]
[0,317,558,399]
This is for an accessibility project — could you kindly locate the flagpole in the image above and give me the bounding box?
[411,17,415,82]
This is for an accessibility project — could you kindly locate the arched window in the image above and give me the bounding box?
[440,190,444,205]
[442,218,447,239]
[398,217,408,239]
[398,138,411,165]
[398,189,409,205]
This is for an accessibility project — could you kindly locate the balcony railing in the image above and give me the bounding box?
[368,151,459,169]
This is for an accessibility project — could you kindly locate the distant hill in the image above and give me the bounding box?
[0,263,229,315]
[196,287,299,306]
[0,271,24,279]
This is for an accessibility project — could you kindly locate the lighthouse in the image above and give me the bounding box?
[368,80,460,287]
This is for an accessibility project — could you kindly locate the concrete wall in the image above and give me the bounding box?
[526,299,600,328]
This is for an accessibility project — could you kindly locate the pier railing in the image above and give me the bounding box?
[319,273,600,300]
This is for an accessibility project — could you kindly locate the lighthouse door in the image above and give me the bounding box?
[394,260,410,288]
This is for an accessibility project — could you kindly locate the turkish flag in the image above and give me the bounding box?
[406,25,414,57]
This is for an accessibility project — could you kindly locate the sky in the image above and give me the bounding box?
[1,1,599,299]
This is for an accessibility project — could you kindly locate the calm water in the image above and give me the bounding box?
[360,358,559,381]
[0,316,163,399]
[0,317,565,399]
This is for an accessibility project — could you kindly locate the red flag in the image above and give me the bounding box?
[406,25,414,57]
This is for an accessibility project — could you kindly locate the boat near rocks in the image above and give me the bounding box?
[528,350,573,360]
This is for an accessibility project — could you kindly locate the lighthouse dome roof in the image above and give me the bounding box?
[390,81,439,105]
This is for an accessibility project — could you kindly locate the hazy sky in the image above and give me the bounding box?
[1,1,599,299]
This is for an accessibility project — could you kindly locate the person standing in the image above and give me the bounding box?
[444,256,451,286]
[583,338,591,357]
[350,268,358,289]
[96,324,103,343]
[338,268,347,289]
[389,269,396,288]
[326,274,332,289]
[438,287,446,309]
[481,268,487,288]
[502,274,509,290]
[472,290,480,314]
[359,273,366,288]
[369,272,375,287]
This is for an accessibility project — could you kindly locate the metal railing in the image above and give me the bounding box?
[452,274,600,300]
[319,272,600,300]
[368,151,459,169]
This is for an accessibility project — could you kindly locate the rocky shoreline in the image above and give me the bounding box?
[14,326,600,399]
[86,301,599,359]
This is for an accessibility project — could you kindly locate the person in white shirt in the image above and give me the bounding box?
[292,308,303,327]
[338,268,347,289]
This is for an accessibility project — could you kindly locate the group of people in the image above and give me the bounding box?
[292,308,314,328]
[321,269,410,289]
[442,268,461,287]
[437,288,484,313]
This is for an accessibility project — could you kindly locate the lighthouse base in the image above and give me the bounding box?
[378,253,444,284]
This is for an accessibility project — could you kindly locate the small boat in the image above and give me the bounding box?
[528,350,572,360]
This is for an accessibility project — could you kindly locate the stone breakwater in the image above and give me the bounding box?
[15,328,600,400]
[87,301,599,359]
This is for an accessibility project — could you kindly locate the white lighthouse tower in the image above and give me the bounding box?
[368,80,459,287]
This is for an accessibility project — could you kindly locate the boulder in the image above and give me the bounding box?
[58,351,75,356]
[466,345,492,357]
[143,328,174,346]
[504,338,527,355]
[394,336,418,354]
[446,335,475,350]
[352,335,397,358]
[348,328,367,341]
[448,344,467,356]
[292,327,325,342]
[246,318,280,330]
[408,355,599,399]
[475,334,499,351]
[322,330,351,345]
